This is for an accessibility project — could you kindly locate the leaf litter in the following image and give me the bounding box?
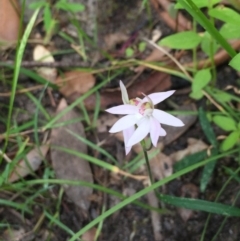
[50,98,93,215]
[8,142,50,183]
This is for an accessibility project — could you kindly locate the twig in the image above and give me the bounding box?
[151,0,191,31]
[0,60,88,68]
[184,40,240,69]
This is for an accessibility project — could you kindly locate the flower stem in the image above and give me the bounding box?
[141,140,154,185]
[141,140,163,204]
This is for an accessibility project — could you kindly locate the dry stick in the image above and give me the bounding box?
[151,0,191,31]
[0,128,44,140]
[0,149,12,163]
[144,38,225,113]
[185,40,240,69]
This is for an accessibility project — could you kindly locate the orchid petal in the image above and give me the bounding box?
[120,80,129,104]
[159,126,167,136]
[123,126,135,155]
[153,109,184,127]
[142,90,175,105]
[127,118,150,147]
[150,117,160,147]
[106,105,137,115]
[109,115,138,133]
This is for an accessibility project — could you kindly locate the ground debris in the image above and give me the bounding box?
[57,70,95,97]
[50,99,93,215]
[8,143,50,183]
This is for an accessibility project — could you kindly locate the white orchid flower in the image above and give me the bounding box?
[106,81,184,155]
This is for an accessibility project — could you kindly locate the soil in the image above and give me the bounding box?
[0,1,240,241]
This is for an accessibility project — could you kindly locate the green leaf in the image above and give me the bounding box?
[201,32,219,56]
[177,0,236,57]
[159,31,201,50]
[200,148,218,192]
[208,6,240,25]
[189,90,204,100]
[174,150,207,172]
[43,4,52,31]
[213,116,237,131]
[220,23,240,40]
[125,47,134,57]
[159,194,240,217]
[221,131,239,151]
[212,92,232,103]
[238,122,240,130]
[199,107,218,147]
[229,53,240,71]
[138,42,146,52]
[175,0,220,9]
[56,2,85,12]
[224,167,240,183]
[29,1,46,9]
[192,69,211,92]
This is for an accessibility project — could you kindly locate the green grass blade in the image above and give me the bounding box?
[66,129,118,164]
[43,80,108,130]
[44,210,75,236]
[68,148,238,241]
[159,194,240,216]
[9,179,167,214]
[0,199,32,214]
[3,9,40,163]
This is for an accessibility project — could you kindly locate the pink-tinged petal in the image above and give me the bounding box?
[123,126,135,155]
[120,80,129,104]
[109,115,138,133]
[153,109,184,126]
[106,105,137,115]
[150,117,161,147]
[159,126,167,136]
[142,90,175,105]
[127,118,150,147]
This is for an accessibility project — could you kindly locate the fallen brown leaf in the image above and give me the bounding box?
[0,0,21,42]
[8,143,50,183]
[134,47,169,72]
[83,72,171,110]
[147,190,163,241]
[57,70,95,97]
[151,0,191,31]
[104,32,129,50]
[170,138,208,163]
[97,113,119,133]
[81,227,97,241]
[150,151,173,180]
[1,227,25,241]
[178,183,199,222]
[50,99,93,214]
[161,103,197,146]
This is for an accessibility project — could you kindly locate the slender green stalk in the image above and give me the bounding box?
[1,9,40,164]
[141,140,154,184]
[192,19,198,73]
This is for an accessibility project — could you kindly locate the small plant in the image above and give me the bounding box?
[213,115,240,151]
[29,0,85,42]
